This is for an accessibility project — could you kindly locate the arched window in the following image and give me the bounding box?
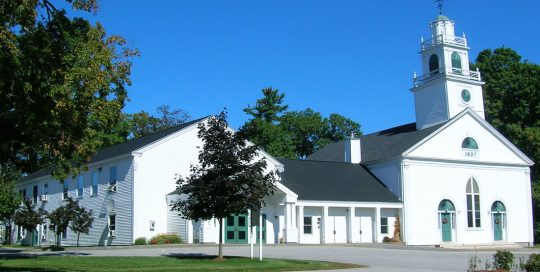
[451,52,462,74]
[466,178,481,228]
[429,54,439,74]
[438,199,456,212]
[462,137,478,149]
[491,201,506,213]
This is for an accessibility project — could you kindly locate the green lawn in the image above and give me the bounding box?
[0,256,365,271]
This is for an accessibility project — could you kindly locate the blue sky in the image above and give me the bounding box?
[60,0,540,134]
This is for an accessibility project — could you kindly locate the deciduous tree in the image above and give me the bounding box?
[69,200,94,247]
[0,0,139,180]
[472,47,540,241]
[128,105,191,139]
[171,111,277,259]
[13,199,48,246]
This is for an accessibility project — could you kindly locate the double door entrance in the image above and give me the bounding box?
[225,214,266,244]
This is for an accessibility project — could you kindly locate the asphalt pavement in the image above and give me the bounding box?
[2,243,540,272]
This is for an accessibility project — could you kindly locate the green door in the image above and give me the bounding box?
[225,215,248,244]
[33,230,38,246]
[256,214,267,244]
[441,213,452,242]
[493,214,503,241]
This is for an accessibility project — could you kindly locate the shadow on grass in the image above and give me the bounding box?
[162,253,244,260]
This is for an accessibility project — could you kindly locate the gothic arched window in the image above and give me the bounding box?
[429,54,439,74]
[466,178,481,228]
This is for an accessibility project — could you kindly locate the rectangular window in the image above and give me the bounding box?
[44,183,48,195]
[304,216,312,234]
[110,167,116,185]
[92,171,98,195]
[22,189,26,200]
[33,185,38,203]
[63,181,69,200]
[109,215,116,230]
[109,167,117,192]
[77,175,84,198]
[381,217,388,234]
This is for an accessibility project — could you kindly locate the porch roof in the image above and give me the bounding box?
[276,158,400,203]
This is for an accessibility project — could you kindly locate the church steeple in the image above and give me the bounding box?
[410,14,485,130]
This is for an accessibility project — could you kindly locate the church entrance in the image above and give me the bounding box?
[438,199,456,243]
[440,213,452,242]
[491,201,506,241]
[225,214,248,244]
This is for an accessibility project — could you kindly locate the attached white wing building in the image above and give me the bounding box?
[16,14,534,247]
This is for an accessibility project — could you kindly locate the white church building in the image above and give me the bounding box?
[15,14,534,247]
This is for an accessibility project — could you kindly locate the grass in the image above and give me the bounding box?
[0,256,365,271]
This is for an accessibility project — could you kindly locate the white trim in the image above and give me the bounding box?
[133,117,208,154]
[403,109,534,166]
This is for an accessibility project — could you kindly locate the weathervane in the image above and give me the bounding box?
[435,0,448,14]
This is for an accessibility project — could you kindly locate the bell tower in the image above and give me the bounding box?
[410,15,485,130]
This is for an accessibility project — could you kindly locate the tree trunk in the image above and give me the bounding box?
[77,233,80,247]
[29,229,33,247]
[218,218,223,259]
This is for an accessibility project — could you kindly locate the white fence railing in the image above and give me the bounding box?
[413,67,481,87]
[421,34,467,50]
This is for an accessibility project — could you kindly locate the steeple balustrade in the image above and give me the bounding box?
[413,66,481,87]
[421,34,467,50]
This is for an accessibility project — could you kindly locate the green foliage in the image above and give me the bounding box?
[69,200,94,247]
[243,87,362,159]
[522,253,540,272]
[492,250,514,271]
[134,237,147,245]
[171,110,277,258]
[149,233,182,245]
[47,197,78,246]
[127,105,191,139]
[13,199,48,246]
[0,166,21,245]
[472,47,540,242]
[244,87,289,123]
[0,0,139,180]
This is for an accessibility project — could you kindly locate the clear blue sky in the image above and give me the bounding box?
[60,0,540,134]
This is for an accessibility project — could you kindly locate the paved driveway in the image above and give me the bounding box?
[2,244,540,272]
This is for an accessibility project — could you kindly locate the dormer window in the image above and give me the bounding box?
[429,54,439,75]
[462,137,478,149]
[451,52,462,74]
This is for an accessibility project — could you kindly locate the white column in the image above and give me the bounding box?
[375,207,381,243]
[291,204,296,229]
[298,206,304,243]
[187,220,193,244]
[322,206,328,244]
[348,207,354,243]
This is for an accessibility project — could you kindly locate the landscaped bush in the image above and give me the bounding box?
[522,253,540,272]
[493,250,514,271]
[134,237,147,245]
[149,233,183,245]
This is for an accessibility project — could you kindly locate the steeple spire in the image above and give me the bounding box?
[435,0,448,15]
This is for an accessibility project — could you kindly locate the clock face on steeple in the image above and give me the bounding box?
[461,89,471,103]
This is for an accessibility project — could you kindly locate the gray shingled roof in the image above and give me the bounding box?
[21,117,208,182]
[277,158,400,202]
[307,122,445,164]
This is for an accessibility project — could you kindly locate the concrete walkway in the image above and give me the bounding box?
[2,243,540,272]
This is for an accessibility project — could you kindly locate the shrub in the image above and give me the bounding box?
[522,253,540,272]
[149,233,183,245]
[493,250,514,271]
[134,237,147,245]
[382,236,391,243]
